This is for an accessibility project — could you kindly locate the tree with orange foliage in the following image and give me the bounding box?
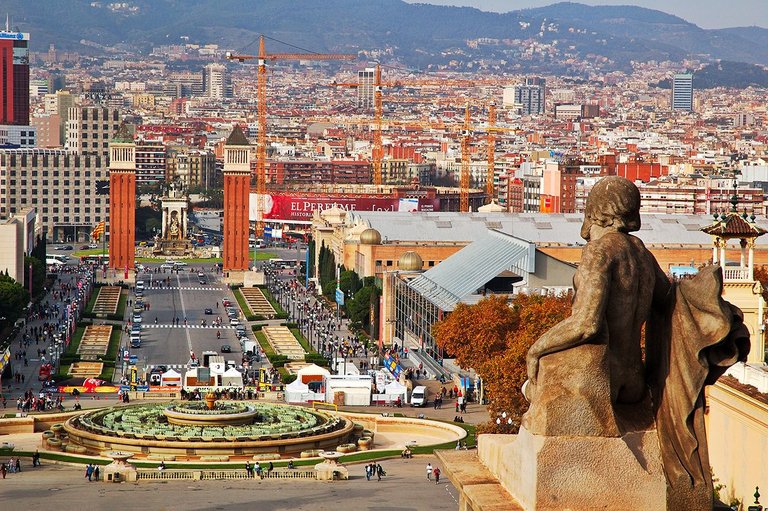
[433,293,572,433]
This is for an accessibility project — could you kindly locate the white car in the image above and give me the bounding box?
[173,261,187,268]
[229,318,240,327]
[132,314,142,324]
[160,263,175,270]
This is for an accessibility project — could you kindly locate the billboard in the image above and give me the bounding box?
[249,193,440,223]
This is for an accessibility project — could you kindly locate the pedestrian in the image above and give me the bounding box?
[0,463,5,479]
[376,463,385,481]
[267,462,273,476]
[32,450,40,467]
[86,463,93,481]
[245,461,252,477]
[365,463,371,481]
[254,462,262,478]
[433,466,441,484]
[426,462,432,480]
[93,466,100,481]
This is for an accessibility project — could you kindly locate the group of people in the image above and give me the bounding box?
[425,463,441,484]
[84,464,100,481]
[244,461,273,478]
[364,462,386,481]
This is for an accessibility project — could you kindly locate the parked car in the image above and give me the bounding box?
[79,245,90,250]
[132,314,142,324]
[229,318,240,327]
[129,355,139,365]
[88,244,98,249]
[57,245,74,250]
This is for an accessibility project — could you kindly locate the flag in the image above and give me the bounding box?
[91,221,105,241]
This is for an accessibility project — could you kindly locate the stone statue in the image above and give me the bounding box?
[168,211,182,240]
[523,176,750,510]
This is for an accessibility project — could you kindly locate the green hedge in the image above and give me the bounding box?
[304,353,328,366]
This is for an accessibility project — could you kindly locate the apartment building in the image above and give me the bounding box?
[66,106,122,157]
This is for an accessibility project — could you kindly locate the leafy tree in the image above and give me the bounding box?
[24,256,46,299]
[31,234,46,262]
[345,278,380,334]
[433,293,572,433]
[0,273,30,327]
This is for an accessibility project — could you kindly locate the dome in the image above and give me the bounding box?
[398,251,423,272]
[360,228,382,245]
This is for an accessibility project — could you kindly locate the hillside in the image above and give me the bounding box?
[3,0,767,72]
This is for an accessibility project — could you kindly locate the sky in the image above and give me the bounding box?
[402,0,768,29]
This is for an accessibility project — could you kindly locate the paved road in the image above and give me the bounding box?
[126,265,248,375]
[0,454,459,511]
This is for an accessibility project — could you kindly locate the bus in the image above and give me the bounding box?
[47,254,69,264]
[80,254,109,265]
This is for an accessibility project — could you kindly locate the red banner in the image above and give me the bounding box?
[249,193,440,223]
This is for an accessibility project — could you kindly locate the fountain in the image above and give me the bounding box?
[62,399,354,458]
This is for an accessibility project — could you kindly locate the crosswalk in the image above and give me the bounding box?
[141,324,236,330]
[144,286,226,291]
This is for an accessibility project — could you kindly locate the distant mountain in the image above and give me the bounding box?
[4,0,767,72]
[653,61,768,89]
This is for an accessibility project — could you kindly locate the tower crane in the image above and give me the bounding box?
[226,35,355,234]
[329,64,508,189]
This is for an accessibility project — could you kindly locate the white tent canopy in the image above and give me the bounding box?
[296,364,330,382]
[384,380,407,396]
[160,368,182,386]
[221,367,244,387]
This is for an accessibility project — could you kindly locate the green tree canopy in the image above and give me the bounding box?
[0,273,30,327]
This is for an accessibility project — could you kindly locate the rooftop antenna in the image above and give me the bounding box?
[5,14,9,32]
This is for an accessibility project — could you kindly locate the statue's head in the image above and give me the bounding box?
[581,176,641,240]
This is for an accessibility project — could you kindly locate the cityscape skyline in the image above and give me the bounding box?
[404,0,768,29]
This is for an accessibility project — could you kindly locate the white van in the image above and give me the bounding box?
[410,386,428,407]
[46,257,65,266]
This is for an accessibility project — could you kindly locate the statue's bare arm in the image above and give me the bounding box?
[527,246,611,383]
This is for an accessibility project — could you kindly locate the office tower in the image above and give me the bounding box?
[512,77,546,116]
[0,27,30,126]
[66,106,122,157]
[357,68,375,109]
[203,63,232,99]
[672,73,693,112]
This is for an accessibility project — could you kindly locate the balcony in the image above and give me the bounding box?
[723,267,751,281]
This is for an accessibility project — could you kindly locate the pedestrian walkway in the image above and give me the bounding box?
[144,286,226,291]
[141,324,235,330]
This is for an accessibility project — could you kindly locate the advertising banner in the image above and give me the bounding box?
[383,353,403,379]
[249,193,440,223]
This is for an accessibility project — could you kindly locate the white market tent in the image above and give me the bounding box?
[160,368,182,387]
[296,364,330,383]
[384,380,407,399]
[325,375,372,406]
[285,379,310,403]
[221,367,244,387]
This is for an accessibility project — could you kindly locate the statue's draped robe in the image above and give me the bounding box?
[646,265,750,510]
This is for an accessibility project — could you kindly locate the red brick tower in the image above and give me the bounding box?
[223,125,251,272]
[108,123,136,270]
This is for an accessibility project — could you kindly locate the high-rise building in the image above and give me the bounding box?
[671,73,693,112]
[0,28,30,126]
[66,106,122,157]
[203,63,232,99]
[512,77,546,116]
[357,68,375,109]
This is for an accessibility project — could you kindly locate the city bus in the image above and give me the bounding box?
[80,254,109,265]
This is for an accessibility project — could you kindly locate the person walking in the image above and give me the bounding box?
[1,463,6,479]
[245,461,252,477]
[433,466,441,485]
[85,464,93,481]
[93,466,100,481]
[376,463,385,481]
[365,464,371,481]
[426,462,432,481]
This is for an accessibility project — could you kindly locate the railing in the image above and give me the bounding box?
[723,268,751,281]
[136,468,317,481]
[137,470,195,480]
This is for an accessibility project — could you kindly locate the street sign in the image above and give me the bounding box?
[335,288,344,306]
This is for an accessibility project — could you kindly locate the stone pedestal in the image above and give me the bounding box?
[103,452,137,483]
[479,427,667,511]
[314,451,348,481]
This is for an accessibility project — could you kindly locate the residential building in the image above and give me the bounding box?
[135,139,166,184]
[0,207,36,284]
[166,147,217,188]
[511,77,546,115]
[66,106,122,157]
[0,149,109,241]
[357,67,375,109]
[30,114,60,148]
[672,73,694,112]
[0,124,35,147]
[203,63,232,99]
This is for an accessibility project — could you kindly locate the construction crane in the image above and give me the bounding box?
[226,35,355,234]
